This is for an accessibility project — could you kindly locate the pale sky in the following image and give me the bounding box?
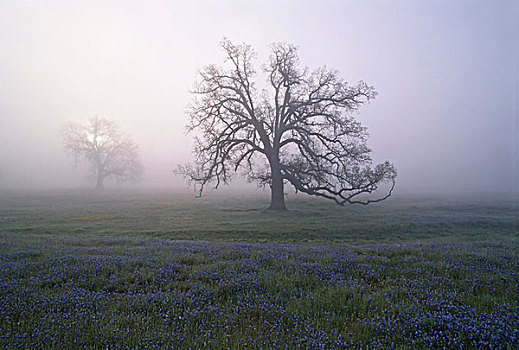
[0,0,517,193]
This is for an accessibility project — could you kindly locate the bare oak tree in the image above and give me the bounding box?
[179,39,396,210]
[62,117,143,188]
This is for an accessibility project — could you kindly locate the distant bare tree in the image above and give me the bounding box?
[62,117,143,188]
[179,39,396,210]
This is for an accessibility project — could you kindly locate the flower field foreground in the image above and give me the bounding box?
[1,237,518,349]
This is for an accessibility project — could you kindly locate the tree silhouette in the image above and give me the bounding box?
[179,39,396,210]
[62,117,143,188]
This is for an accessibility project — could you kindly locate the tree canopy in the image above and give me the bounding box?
[62,117,143,188]
[180,39,396,209]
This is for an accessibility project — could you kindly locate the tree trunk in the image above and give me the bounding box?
[269,163,286,210]
[96,168,104,189]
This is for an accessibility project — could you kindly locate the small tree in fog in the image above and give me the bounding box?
[179,39,396,210]
[62,117,143,188]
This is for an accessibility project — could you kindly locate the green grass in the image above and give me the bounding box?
[0,189,517,242]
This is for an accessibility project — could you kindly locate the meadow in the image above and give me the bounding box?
[0,189,518,348]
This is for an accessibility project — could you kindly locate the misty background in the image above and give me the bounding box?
[0,0,517,195]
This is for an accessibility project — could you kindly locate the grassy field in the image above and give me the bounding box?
[0,189,517,242]
[0,189,518,348]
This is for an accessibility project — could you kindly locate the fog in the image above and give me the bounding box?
[0,0,517,195]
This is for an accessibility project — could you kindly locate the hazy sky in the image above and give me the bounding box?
[0,0,517,193]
